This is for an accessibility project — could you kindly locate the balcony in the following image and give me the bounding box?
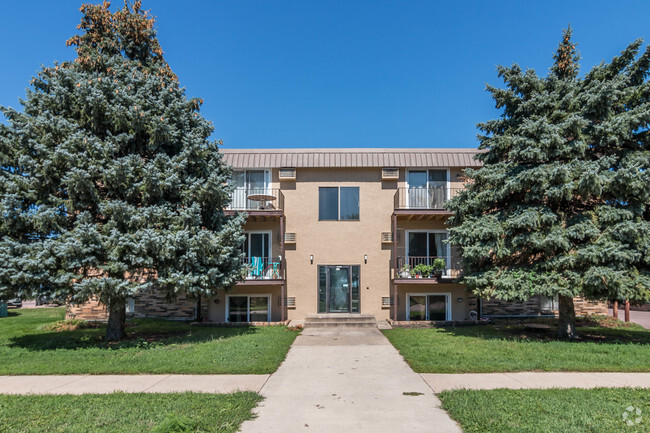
[238,256,284,285]
[226,188,284,220]
[393,186,462,216]
[394,256,462,282]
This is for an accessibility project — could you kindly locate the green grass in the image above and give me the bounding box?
[438,388,650,433]
[383,319,650,373]
[0,308,299,374]
[0,392,261,433]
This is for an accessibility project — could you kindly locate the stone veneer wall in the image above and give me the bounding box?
[66,290,209,321]
[481,295,608,317]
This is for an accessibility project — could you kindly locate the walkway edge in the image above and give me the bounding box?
[0,374,270,395]
[421,372,650,393]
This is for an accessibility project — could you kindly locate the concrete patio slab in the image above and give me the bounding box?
[421,372,650,392]
[239,327,462,433]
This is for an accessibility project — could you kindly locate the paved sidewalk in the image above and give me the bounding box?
[0,374,268,395]
[422,372,650,393]
[238,327,462,433]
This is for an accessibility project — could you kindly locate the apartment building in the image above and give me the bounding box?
[68,148,607,323]
[211,148,479,323]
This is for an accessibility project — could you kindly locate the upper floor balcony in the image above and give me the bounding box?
[238,256,284,285]
[225,188,284,221]
[394,255,463,282]
[393,187,462,220]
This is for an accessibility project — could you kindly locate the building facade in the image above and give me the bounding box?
[67,148,607,323]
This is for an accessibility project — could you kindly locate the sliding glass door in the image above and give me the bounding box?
[408,294,449,321]
[231,170,270,209]
[407,170,447,209]
[407,231,449,271]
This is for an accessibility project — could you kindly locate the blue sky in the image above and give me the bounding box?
[1,1,649,150]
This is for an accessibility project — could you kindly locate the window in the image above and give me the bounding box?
[319,187,359,221]
[407,293,450,321]
[227,295,270,322]
[540,295,558,312]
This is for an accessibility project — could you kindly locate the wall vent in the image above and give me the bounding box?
[381,232,394,243]
[382,167,399,180]
[284,232,296,243]
[285,297,296,307]
[279,168,296,181]
[382,297,394,307]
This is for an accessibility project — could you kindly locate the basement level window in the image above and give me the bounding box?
[319,187,359,221]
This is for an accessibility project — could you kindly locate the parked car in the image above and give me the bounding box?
[6,298,22,308]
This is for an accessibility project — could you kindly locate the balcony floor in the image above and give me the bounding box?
[237,279,284,286]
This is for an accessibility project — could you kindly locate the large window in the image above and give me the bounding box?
[319,187,359,221]
[227,295,270,322]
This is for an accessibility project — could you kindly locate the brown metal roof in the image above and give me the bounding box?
[221,148,483,168]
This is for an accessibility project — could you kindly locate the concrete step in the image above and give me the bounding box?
[304,314,377,328]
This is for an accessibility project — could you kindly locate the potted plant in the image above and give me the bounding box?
[432,258,446,278]
[413,263,431,279]
[399,264,411,279]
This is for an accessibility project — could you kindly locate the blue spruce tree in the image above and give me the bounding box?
[448,28,650,338]
[0,1,245,340]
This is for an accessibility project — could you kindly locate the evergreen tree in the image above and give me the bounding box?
[0,1,245,340]
[447,28,650,338]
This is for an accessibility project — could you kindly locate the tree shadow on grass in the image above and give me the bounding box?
[8,322,261,351]
[423,318,650,345]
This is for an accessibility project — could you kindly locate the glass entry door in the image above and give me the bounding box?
[328,266,350,312]
[318,265,361,313]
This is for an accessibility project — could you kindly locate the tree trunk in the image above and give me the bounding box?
[612,300,618,318]
[625,300,630,323]
[106,298,126,341]
[557,295,576,339]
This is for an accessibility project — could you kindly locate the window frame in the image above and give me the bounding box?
[406,292,452,321]
[318,186,360,221]
[225,294,272,323]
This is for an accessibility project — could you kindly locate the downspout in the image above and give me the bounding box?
[280,214,286,322]
[392,213,398,322]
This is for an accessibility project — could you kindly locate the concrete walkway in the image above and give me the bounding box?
[422,372,650,393]
[609,308,650,329]
[238,327,462,433]
[0,374,268,395]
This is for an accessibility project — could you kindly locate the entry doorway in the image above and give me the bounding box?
[318,265,360,313]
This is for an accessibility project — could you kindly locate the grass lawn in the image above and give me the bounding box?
[0,308,299,375]
[383,317,650,373]
[0,392,261,433]
[438,388,650,433]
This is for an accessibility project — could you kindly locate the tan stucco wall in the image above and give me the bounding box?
[396,283,470,321]
[281,167,395,320]
[208,285,282,322]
